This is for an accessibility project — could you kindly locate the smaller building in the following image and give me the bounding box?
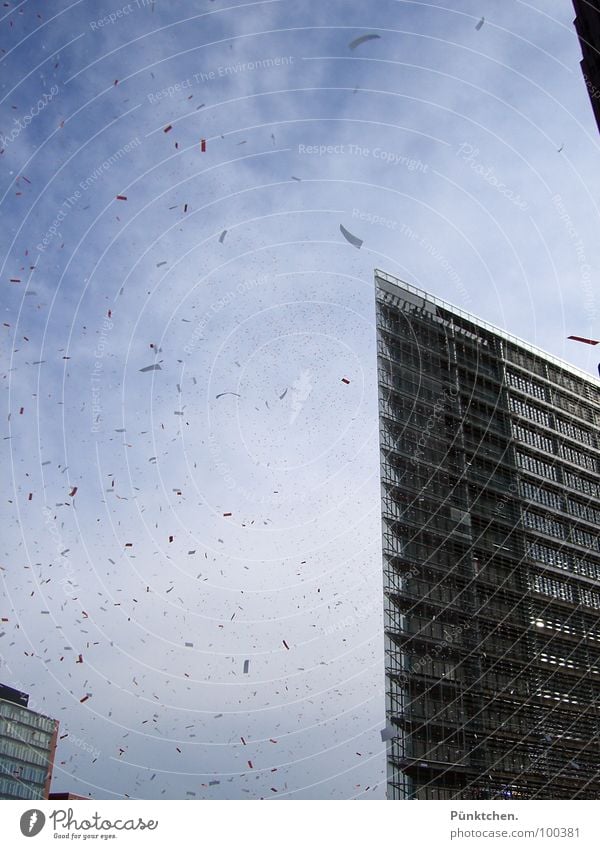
[49,792,88,800]
[0,683,58,800]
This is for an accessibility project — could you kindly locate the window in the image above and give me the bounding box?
[506,371,547,401]
[519,480,563,511]
[516,451,558,481]
[555,417,597,448]
[511,423,553,453]
[559,443,597,473]
[530,573,573,603]
[509,396,550,427]
[522,511,565,539]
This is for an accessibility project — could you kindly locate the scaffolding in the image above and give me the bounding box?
[376,270,600,800]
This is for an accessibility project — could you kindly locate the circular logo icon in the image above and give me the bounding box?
[19,810,46,837]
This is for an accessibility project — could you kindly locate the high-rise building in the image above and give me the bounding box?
[0,683,59,800]
[375,270,600,800]
[573,0,600,133]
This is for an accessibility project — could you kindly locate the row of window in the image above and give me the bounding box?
[564,470,600,499]
[512,423,554,453]
[560,443,598,472]
[519,480,563,510]
[530,573,574,603]
[0,759,47,784]
[0,703,55,734]
[0,776,42,799]
[0,737,51,767]
[556,416,597,448]
[509,396,550,427]
[516,451,558,481]
[506,370,548,401]
[523,511,565,539]
[528,541,600,579]
[529,572,600,611]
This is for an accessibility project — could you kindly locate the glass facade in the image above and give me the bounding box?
[376,269,600,800]
[0,698,58,800]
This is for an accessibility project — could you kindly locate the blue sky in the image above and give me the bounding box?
[1,0,600,800]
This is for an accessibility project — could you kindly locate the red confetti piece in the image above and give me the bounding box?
[79,695,89,703]
[568,335,599,345]
[341,378,350,384]
[240,736,246,745]
[19,407,24,414]
[10,278,21,283]
[76,654,83,663]
[69,486,78,497]
[116,195,127,201]
[200,138,206,152]
[247,760,253,769]
[168,535,174,542]
[107,309,112,318]
[223,512,232,517]
[28,493,32,501]
[125,543,133,547]
[282,639,289,650]
[164,125,172,133]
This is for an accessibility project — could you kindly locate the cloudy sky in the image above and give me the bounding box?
[1,0,599,800]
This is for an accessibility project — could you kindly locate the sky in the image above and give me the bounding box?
[1,0,600,800]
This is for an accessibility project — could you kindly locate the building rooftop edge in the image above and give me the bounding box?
[0,696,57,723]
[374,268,600,389]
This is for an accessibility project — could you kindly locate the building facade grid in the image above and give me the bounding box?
[375,270,600,800]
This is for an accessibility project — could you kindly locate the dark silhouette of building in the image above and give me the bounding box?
[573,1,600,133]
[0,684,58,800]
[375,270,600,799]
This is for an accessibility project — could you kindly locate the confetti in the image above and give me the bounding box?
[341,378,350,385]
[164,125,173,133]
[568,335,599,345]
[475,16,485,30]
[243,659,249,673]
[219,230,227,243]
[139,364,162,372]
[116,195,127,201]
[339,223,363,249]
[348,33,381,49]
[215,392,241,399]
[69,486,78,497]
[200,138,206,152]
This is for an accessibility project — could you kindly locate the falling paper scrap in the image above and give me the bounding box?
[348,33,381,49]
[139,364,162,372]
[340,224,363,249]
[215,391,241,399]
[380,724,395,742]
[243,660,249,674]
[219,230,227,243]
[568,335,599,345]
[475,16,484,30]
